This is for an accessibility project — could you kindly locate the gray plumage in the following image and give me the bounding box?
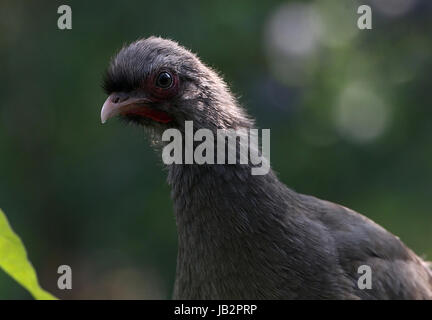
[101,37,432,299]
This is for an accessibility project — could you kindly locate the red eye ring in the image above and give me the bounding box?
[149,69,179,101]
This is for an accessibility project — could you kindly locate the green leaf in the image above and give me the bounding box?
[0,208,57,300]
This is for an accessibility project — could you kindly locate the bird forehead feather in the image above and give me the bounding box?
[103,37,200,93]
[115,37,197,71]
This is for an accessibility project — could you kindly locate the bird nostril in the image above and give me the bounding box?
[111,94,129,104]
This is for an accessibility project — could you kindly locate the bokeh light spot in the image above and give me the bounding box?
[334,83,391,143]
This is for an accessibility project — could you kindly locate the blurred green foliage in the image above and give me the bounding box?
[0,0,431,299]
[0,209,56,300]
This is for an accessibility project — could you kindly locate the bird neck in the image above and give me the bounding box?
[167,162,303,298]
[167,161,297,228]
[164,89,304,298]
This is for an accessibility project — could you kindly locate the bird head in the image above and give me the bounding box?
[101,37,253,135]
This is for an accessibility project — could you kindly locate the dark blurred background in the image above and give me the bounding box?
[0,0,431,299]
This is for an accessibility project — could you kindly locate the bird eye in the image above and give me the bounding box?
[155,71,173,89]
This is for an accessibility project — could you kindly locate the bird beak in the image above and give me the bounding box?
[101,93,151,124]
[101,92,173,124]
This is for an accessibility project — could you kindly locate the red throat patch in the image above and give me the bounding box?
[122,106,173,123]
